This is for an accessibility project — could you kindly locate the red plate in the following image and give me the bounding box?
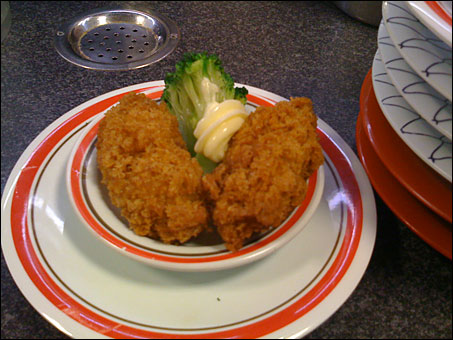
[357,72,452,259]
[360,69,452,223]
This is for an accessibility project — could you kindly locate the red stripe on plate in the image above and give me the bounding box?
[10,85,363,338]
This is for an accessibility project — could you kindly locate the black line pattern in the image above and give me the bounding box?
[385,1,452,100]
[378,22,452,137]
[373,52,452,172]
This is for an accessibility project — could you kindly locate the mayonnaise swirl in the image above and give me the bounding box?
[194,98,248,163]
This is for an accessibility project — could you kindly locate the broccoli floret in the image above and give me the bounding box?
[162,52,248,157]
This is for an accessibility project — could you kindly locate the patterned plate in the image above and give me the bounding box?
[377,21,452,140]
[372,50,452,182]
[357,106,451,259]
[360,68,452,222]
[383,1,452,101]
[406,1,452,47]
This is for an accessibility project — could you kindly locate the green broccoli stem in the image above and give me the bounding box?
[195,153,218,174]
[162,52,248,173]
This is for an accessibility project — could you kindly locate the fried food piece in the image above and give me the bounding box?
[96,93,208,244]
[202,97,324,251]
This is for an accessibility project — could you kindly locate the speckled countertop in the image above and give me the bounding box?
[1,1,451,339]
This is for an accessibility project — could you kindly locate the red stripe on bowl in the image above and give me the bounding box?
[10,84,363,338]
[70,115,318,263]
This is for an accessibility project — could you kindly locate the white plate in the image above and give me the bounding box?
[406,1,452,47]
[372,50,452,182]
[1,82,377,339]
[383,1,452,101]
[66,85,325,272]
[377,21,452,140]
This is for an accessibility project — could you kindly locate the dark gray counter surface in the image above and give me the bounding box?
[1,1,451,339]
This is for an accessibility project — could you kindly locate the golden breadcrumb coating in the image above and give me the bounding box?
[202,97,324,251]
[96,93,208,244]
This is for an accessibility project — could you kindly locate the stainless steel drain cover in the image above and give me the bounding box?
[55,7,180,70]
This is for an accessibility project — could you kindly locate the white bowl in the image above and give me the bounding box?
[67,111,325,272]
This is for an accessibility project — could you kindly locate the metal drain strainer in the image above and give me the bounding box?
[55,7,180,70]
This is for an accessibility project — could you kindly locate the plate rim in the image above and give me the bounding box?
[360,67,452,222]
[406,1,452,47]
[383,1,452,101]
[371,50,452,182]
[377,20,452,140]
[1,81,377,338]
[356,105,452,260]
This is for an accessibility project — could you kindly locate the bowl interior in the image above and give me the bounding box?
[66,96,325,270]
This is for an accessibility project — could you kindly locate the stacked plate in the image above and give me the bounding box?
[358,1,452,259]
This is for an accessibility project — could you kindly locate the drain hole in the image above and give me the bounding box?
[104,36,109,40]
[88,39,93,43]
[118,49,124,53]
[98,54,104,58]
[139,49,144,53]
[114,33,119,37]
[127,55,133,59]
[94,32,99,36]
[116,41,121,44]
[125,34,131,38]
[120,26,125,30]
[100,42,105,46]
[106,28,111,31]
[144,42,149,46]
[132,29,138,32]
[106,48,111,51]
[129,46,134,49]
[89,47,94,51]
[112,56,118,60]
[142,35,147,38]
[131,39,137,43]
